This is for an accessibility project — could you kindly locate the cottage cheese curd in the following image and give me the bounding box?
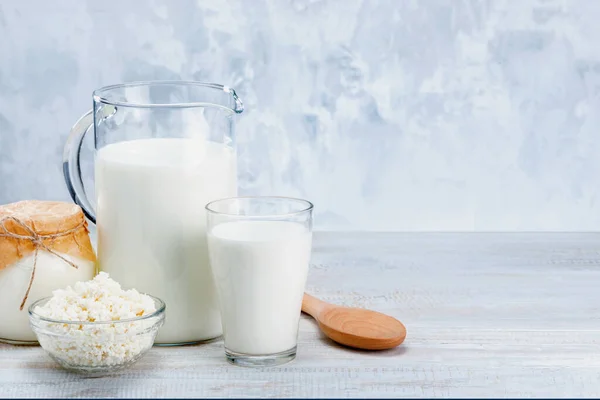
[31,272,164,369]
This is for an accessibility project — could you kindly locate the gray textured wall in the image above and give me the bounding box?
[1,0,600,231]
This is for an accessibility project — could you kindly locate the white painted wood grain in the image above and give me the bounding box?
[2,233,600,398]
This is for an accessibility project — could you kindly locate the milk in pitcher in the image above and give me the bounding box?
[95,138,236,344]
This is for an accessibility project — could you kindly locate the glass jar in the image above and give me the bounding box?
[0,200,96,344]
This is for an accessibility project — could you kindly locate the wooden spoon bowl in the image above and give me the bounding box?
[302,293,406,350]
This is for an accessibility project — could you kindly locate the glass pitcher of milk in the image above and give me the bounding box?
[63,82,243,345]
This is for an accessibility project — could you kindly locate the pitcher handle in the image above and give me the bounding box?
[62,110,96,223]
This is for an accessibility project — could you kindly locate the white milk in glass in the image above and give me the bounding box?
[95,138,236,344]
[208,221,312,355]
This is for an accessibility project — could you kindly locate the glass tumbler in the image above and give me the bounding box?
[206,196,314,367]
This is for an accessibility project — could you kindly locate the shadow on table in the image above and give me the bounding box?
[20,350,157,397]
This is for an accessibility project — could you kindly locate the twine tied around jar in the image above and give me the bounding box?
[0,216,83,310]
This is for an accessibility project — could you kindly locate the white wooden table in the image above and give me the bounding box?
[2,232,600,398]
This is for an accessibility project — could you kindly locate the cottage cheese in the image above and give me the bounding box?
[32,272,163,368]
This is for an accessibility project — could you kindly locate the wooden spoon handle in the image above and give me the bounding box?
[302,293,330,317]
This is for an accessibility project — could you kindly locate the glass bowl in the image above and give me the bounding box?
[28,295,165,376]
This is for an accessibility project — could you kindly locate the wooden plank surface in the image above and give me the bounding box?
[2,232,600,398]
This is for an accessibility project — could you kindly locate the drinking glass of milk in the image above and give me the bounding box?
[63,82,244,345]
[206,197,313,367]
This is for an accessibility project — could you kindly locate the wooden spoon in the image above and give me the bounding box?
[301,293,407,350]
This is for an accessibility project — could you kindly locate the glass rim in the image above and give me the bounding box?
[28,294,166,325]
[205,196,314,218]
[92,80,243,112]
